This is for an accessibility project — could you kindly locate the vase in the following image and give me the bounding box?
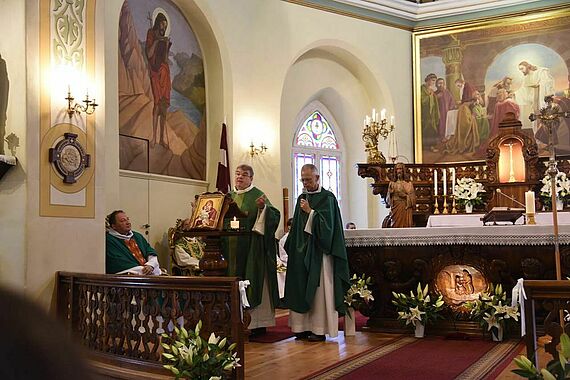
[344,307,356,336]
[556,197,564,211]
[465,203,473,214]
[414,320,425,338]
[491,325,504,342]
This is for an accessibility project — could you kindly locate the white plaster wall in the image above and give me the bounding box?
[0,0,27,290]
[23,0,106,307]
[195,0,412,228]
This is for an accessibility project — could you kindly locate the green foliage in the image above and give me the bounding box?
[161,320,240,379]
[513,333,570,379]
[465,283,519,333]
[392,282,445,326]
[344,274,374,310]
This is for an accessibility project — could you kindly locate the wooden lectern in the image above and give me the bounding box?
[170,192,247,276]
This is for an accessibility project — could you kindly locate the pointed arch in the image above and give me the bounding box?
[292,101,346,211]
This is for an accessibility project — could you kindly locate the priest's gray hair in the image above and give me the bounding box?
[301,163,318,175]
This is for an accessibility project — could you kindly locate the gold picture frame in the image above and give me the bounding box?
[413,6,570,164]
[189,193,225,230]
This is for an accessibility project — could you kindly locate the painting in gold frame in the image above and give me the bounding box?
[189,193,225,230]
[413,7,570,164]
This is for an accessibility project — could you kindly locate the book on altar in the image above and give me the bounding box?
[481,207,525,225]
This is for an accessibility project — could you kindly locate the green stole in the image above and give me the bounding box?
[105,231,156,274]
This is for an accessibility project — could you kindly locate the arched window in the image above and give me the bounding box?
[292,108,343,210]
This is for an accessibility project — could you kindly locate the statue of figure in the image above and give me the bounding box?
[386,162,416,228]
[454,274,465,295]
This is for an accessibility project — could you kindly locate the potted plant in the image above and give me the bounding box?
[392,283,445,338]
[540,171,570,211]
[513,333,570,379]
[161,320,241,379]
[466,283,519,341]
[453,177,486,213]
[344,273,374,336]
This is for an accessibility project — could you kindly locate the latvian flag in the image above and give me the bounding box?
[216,123,231,193]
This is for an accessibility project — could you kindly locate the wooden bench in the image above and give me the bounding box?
[56,272,244,379]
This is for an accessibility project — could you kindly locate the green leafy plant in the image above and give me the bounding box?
[344,273,374,310]
[453,177,486,207]
[392,283,445,326]
[513,333,570,379]
[161,320,240,379]
[466,284,519,337]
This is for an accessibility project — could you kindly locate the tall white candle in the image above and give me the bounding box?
[434,170,438,196]
[451,168,456,194]
[381,109,386,121]
[525,191,535,214]
[372,108,376,122]
[390,116,395,126]
[443,169,447,196]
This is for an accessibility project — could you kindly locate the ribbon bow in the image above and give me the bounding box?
[511,278,527,337]
[239,280,250,308]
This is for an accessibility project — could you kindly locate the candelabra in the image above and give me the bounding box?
[529,95,570,281]
[362,110,394,164]
[249,142,267,157]
[66,87,98,119]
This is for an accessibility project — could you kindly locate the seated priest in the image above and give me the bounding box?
[106,210,161,275]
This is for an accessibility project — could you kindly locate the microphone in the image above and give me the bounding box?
[495,189,526,208]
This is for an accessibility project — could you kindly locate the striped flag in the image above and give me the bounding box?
[216,123,231,193]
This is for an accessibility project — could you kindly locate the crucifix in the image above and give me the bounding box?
[529,95,570,281]
[505,141,516,183]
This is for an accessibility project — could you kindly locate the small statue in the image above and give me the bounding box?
[385,162,416,228]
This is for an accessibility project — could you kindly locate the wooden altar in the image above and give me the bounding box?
[345,223,570,335]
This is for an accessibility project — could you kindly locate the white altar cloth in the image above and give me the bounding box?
[426,212,570,228]
[344,223,570,247]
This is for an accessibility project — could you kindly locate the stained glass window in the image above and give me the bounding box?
[295,111,339,150]
[292,110,342,209]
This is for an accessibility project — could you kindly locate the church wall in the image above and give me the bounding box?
[0,0,27,289]
[21,0,107,308]
[193,0,413,229]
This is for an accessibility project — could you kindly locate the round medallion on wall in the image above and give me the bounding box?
[48,132,91,184]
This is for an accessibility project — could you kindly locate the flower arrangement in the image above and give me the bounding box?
[344,273,374,310]
[513,333,570,379]
[392,283,445,327]
[453,177,486,207]
[161,320,241,379]
[466,284,519,340]
[540,171,570,208]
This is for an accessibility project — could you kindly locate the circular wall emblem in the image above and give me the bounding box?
[49,132,90,184]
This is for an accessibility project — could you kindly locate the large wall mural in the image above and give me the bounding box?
[118,0,206,179]
[413,8,570,164]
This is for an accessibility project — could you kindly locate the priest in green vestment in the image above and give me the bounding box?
[105,210,161,275]
[284,164,350,342]
[225,164,280,334]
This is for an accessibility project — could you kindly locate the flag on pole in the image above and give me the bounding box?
[216,123,231,193]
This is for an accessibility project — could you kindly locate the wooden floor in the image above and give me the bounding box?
[244,310,532,379]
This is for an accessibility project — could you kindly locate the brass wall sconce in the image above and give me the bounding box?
[66,87,98,118]
[249,142,267,157]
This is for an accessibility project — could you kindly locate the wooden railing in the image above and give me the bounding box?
[56,272,244,379]
[523,280,570,368]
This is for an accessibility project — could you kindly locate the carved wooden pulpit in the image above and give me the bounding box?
[169,192,247,276]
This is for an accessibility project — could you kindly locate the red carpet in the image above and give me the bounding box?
[304,336,522,380]
[249,311,368,343]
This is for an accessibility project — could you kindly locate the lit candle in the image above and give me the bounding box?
[372,108,376,122]
[380,109,386,121]
[230,216,240,230]
[451,168,456,194]
[433,170,438,196]
[390,116,395,126]
[443,169,447,196]
[525,191,535,214]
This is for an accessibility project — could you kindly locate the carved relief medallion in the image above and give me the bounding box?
[435,264,488,311]
[49,132,90,184]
